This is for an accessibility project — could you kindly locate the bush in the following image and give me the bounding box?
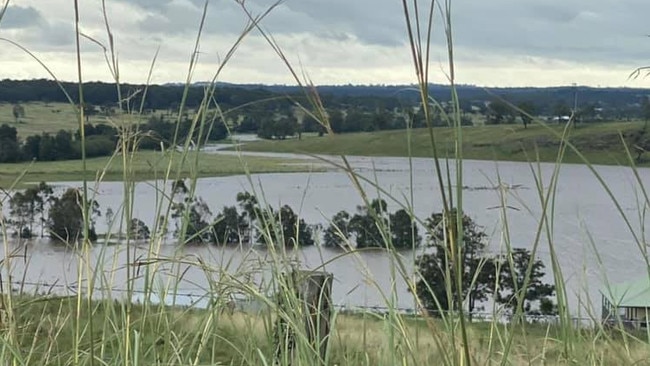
[76,135,117,158]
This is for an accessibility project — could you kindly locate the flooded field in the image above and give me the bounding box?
[3,153,648,315]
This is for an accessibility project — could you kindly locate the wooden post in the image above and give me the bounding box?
[275,270,333,364]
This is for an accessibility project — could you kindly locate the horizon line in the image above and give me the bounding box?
[1,78,648,90]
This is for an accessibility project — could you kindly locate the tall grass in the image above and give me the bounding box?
[0,0,649,365]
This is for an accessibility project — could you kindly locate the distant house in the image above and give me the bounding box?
[551,116,571,123]
[601,276,650,329]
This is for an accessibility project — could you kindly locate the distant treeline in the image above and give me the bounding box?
[3,79,649,118]
[0,116,228,163]
[0,79,408,113]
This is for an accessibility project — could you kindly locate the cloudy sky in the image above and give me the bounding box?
[1,0,650,87]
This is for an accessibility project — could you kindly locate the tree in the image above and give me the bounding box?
[9,191,32,238]
[302,114,326,136]
[38,133,56,161]
[274,116,298,139]
[82,103,97,123]
[212,206,247,245]
[257,117,275,139]
[517,101,536,129]
[48,188,99,243]
[486,100,512,125]
[415,210,496,316]
[579,103,598,123]
[54,130,76,160]
[323,210,352,248]
[12,103,25,123]
[105,207,115,229]
[345,109,375,132]
[236,192,259,226]
[389,208,421,249]
[257,116,298,140]
[258,205,314,248]
[180,197,212,244]
[128,218,151,240]
[22,134,42,160]
[0,124,21,163]
[9,182,53,238]
[171,181,212,244]
[349,199,389,248]
[495,248,556,317]
[328,109,345,133]
[35,182,54,237]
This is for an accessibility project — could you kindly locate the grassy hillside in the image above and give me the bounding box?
[0,150,319,189]
[0,102,196,138]
[2,102,116,137]
[238,122,648,166]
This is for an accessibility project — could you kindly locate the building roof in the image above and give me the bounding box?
[602,276,650,308]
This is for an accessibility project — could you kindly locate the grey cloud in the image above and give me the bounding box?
[118,0,204,12]
[451,0,650,65]
[40,21,74,47]
[0,5,44,29]
[527,4,581,23]
[0,5,73,49]
[5,0,650,83]
[137,0,245,35]
[132,0,406,47]
[281,0,405,46]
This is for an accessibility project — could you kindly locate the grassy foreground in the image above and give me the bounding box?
[4,296,647,365]
[237,122,648,165]
[0,150,319,189]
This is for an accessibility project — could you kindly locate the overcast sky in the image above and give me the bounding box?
[1,0,650,87]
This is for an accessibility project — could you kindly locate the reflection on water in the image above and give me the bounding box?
[2,154,649,315]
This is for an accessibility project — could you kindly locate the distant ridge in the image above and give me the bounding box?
[2,79,650,108]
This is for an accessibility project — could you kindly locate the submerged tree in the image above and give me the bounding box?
[9,182,54,238]
[258,205,314,248]
[169,179,212,244]
[48,188,99,243]
[326,201,420,250]
[236,191,260,242]
[495,248,556,317]
[172,195,212,244]
[389,208,421,249]
[323,210,352,248]
[9,191,33,238]
[349,199,389,248]
[128,218,151,240]
[35,182,54,237]
[211,206,247,245]
[415,210,497,316]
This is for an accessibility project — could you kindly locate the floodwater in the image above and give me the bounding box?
[2,151,649,316]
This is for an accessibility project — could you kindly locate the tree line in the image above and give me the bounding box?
[0,112,229,163]
[3,79,648,118]
[6,182,100,242]
[0,79,405,117]
[6,182,556,318]
[0,122,120,163]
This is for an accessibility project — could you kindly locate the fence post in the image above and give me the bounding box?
[274,270,333,364]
